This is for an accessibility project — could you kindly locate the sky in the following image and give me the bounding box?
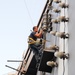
[0,0,47,75]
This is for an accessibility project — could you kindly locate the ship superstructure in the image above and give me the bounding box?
[6,0,75,75]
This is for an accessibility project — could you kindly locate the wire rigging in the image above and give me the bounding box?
[24,0,34,25]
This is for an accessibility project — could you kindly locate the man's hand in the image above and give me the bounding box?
[35,29,43,38]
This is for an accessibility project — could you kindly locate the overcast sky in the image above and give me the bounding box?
[0,0,46,75]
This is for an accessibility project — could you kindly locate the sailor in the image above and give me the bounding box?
[28,26,43,62]
[28,26,43,54]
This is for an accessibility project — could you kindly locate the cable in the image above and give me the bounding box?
[24,0,34,25]
[63,38,65,75]
[63,60,65,75]
[63,7,65,74]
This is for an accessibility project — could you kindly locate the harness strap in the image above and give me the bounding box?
[28,37,36,44]
[28,37,49,45]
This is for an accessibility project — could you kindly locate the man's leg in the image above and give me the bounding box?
[30,44,39,54]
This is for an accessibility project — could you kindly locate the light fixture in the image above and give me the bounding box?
[51,19,60,23]
[43,14,48,19]
[42,24,47,31]
[54,51,69,59]
[50,31,57,36]
[48,5,53,11]
[43,14,49,25]
[48,14,52,19]
[56,32,69,38]
[45,45,59,50]
[47,61,58,67]
[43,18,48,24]
[53,9,61,13]
[47,2,52,10]
[48,0,51,5]
[53,0,61,3]
[59,2,69,8]
[59,16,69,22]
[47,25,53,33]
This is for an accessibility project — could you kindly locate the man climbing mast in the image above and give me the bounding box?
[28,26,43,63]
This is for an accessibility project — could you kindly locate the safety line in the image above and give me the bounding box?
[24,0,34,25]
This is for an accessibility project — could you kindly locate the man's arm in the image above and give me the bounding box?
[34,30,43,38]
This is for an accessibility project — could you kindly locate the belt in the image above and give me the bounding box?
[28,38,36,44]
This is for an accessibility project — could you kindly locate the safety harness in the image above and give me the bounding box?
[28,37,50,45]
[28,37,42,45]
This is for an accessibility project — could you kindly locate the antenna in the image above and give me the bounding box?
[5,65,20,72]
[24,0,34,25]
[7,60,23,62]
